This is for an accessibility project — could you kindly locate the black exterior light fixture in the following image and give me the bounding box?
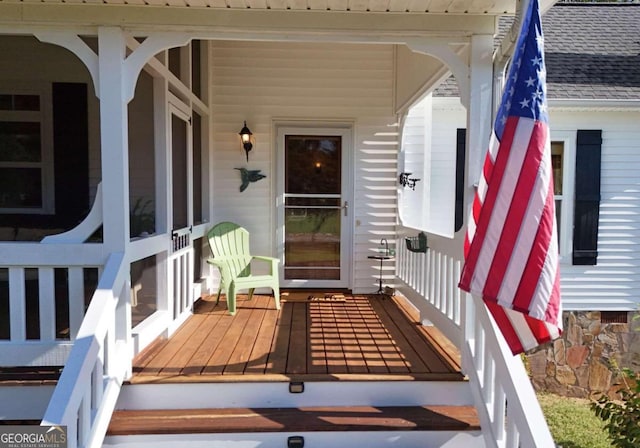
[239,121,253,161]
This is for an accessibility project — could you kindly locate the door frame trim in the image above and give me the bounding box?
[274,123,355,289]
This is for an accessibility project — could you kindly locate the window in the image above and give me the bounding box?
[0,89,53,214]
[550,133,576,260]
[551,130,602,265]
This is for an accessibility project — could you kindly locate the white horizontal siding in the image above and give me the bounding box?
[210,41,396,292]
[432,99,640,311]
[553,110,640,310]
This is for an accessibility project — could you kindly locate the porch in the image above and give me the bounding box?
[0,2,557,445]
[130,292,464,383]
[107,291,480,447]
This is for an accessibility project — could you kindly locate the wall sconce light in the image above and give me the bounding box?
[239,121,253,161]
[399,172,421,190]
[314,161,322,173]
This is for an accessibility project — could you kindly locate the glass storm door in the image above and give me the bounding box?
[277,128,352,288]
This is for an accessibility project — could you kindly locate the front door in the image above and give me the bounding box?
[277,127,353,289]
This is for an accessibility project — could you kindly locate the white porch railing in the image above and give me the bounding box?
[395,235,556,448]
[0,243,105,366]
[41,252,130,448]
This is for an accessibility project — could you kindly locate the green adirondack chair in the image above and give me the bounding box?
[206,221,281,315]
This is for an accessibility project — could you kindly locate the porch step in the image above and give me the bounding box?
[108,405,480,434]
[105,405,483,448]
[0,367,60,420]
[116,379,474,410]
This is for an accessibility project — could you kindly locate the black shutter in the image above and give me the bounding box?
[572,130,602,265]
[53,83,89,228]
[455,128,466,232]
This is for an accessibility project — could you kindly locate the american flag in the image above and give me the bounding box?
[458,0,562,355]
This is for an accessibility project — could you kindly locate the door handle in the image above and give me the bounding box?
[343,201,348,217]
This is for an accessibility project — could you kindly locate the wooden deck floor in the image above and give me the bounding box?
[131,293,463,383]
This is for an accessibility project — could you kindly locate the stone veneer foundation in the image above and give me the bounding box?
[526,311,640,399]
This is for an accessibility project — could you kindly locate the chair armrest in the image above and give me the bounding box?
[251,255,280,275]
[206,257,223,267]
[252,255,280,264]
[207,257,232,280]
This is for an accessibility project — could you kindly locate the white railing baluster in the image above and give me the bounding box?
[446,256,454,320]
[39,267,57,341]
[184,252,191,312]
[79,386,91,447]
[425,248,431,299]
[414,250,427,294]
[482,351,495,410]
[428,250,435,305]
[171,258,178,319]
[434,252,441,309]
[436,253,443,310]
[9,267,27,342]
[419,249,426,295]
[475,320,485,378]
[493,382,507,444]
[92,348,104,411]
[506,417,519,448]
[67,418,78,448]
[453,259,461,326]
[105,309,116,377]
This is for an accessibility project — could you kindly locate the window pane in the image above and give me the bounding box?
[284,207,341,280]
[0,121,42,162]
[0,94,40,111]
[0,167,42,207]
[285,136,341,195]
[551,141,563,195]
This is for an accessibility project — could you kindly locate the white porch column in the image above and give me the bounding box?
[98,27,130,253]
[465,34,495,208]
[461,34,494,372]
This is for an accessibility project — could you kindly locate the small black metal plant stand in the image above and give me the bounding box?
[368,238,394,294]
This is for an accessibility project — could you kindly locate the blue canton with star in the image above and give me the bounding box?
[494,0,548,140]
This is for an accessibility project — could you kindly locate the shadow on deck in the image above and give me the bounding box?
[130,292,464,384]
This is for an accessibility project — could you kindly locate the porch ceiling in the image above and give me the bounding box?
[0,1,561,44]
[3,0,517,15]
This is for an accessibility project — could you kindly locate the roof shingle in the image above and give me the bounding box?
[435,2,640,100]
